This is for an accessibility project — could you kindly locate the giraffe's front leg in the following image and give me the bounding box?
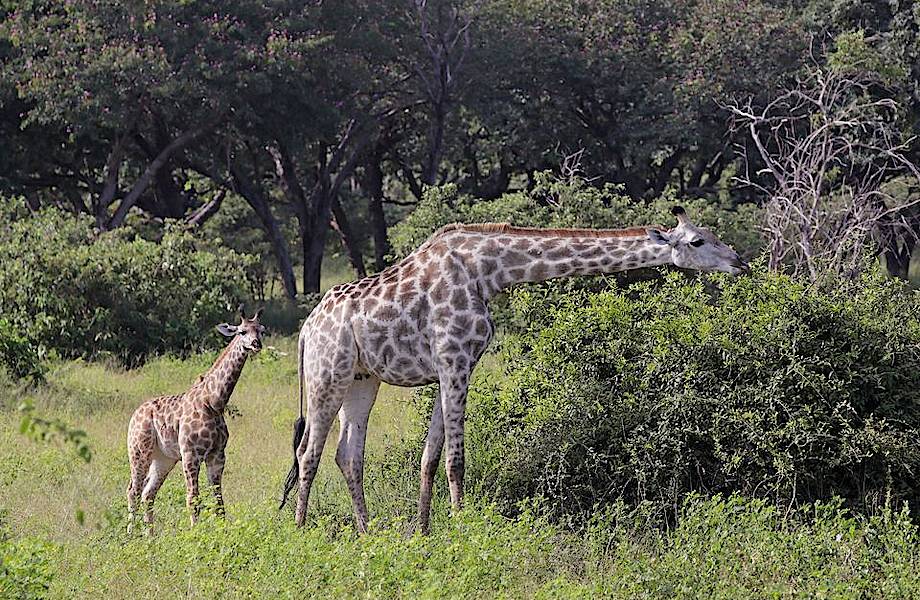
[417,398,444,534]
[335,376,380,533]
[181,451,203,525]
[439,369,471,513]
[206,449,226,518]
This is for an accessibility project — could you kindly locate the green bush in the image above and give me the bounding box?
[0,528,53,599]
[446,269,920,521]
[0,318,44,382]
[0,206,254,366]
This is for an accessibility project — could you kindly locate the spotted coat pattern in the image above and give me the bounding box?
[126,313,264,531]
[293,214,748,533]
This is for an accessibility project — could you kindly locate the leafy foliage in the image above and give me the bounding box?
[443,269,920,520]
[0,528,52,600]
[17,400,92,464]
[0,206,253,365]
[0,318,43,382]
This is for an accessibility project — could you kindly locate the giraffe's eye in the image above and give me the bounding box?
[689,239,705,248]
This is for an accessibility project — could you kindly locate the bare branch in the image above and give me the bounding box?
[727,64,920,281]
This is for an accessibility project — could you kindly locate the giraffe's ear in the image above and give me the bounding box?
[216,323,239,337]
[647,228,671,245]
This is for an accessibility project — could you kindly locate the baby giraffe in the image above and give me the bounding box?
[126,306,265,532]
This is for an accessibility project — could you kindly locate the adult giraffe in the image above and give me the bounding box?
[280,207,748,533]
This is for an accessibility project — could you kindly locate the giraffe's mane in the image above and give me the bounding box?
[432,222,657,239]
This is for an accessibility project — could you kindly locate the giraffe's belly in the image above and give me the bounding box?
[152,415,181,460]
[352,320,438,387]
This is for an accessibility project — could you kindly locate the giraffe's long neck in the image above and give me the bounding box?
[199,337,250,413]
[461,228,671,298]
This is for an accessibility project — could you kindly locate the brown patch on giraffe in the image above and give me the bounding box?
[408,298,429,322]
[393,320,412,341]
[429,241,448,257]
[474,320,489,337]
[376,305,400,321]
[420,261,440,287]
[430,279,449,304]
[545,248,569,261]
[381,284,396,302]
[530,263,549,281]
[480,238,502,256]
[402,262,419,278]
[432,305,452,323]
[451,288,469,311]
[454,313,471,331]
[502,250,529,267]
[398,278,417,295]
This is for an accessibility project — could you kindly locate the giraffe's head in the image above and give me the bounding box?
[646,206,749,275]
[216,305,266,353]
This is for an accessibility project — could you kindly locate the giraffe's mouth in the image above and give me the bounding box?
[731,260,750,275]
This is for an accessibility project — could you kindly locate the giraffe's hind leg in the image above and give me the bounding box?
[295,378,352,528]
[335,376,380,533]
[127,453,151,533]
[205,449,226,517]
[126,412,154,533]
[142,447,177,528]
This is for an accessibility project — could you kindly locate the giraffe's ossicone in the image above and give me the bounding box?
[281,206,748,533]
[126,306,265,532]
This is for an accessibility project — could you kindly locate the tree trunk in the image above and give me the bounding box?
[153,164,186,219]
[363,152,391,271]
[301,176,335,294]
[422,103,446,186]
[107,118,221,229]
[229,165,299,299]
[185,190,226,228]
[96,125,133,229]
[302,222,328,294]
[330,196,367,278]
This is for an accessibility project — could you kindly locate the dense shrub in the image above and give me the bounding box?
[0,526,52,599]
[0,318,44,382]
[0,206,254,366]
[436,269,920,521]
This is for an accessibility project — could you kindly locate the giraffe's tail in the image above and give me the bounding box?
[278,415,306,509]
[279,329,307,510]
